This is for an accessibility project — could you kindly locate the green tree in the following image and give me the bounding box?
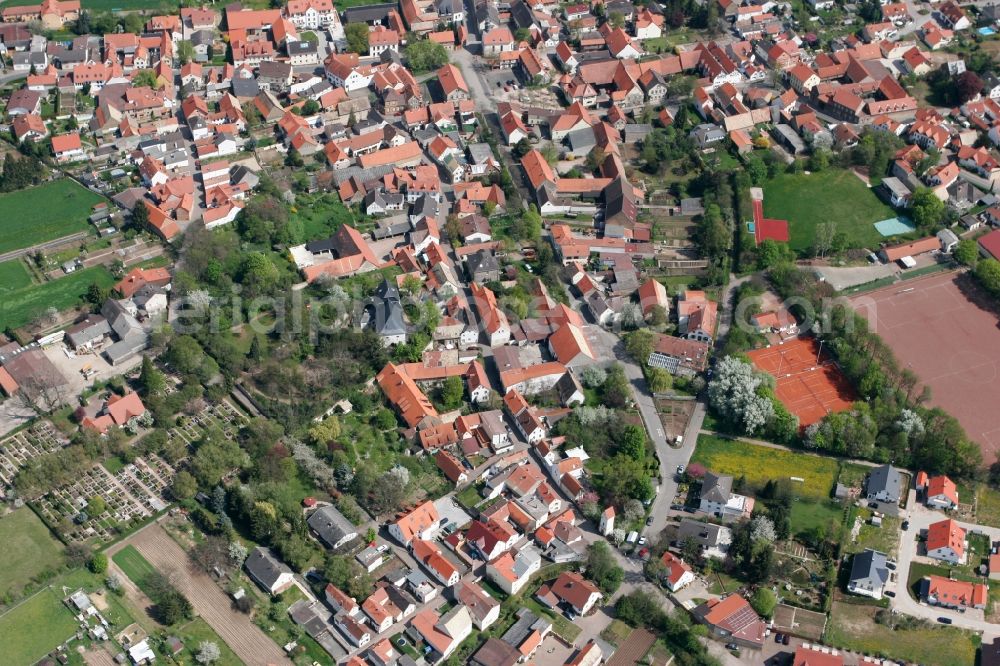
[239,252,281,295]
[954,238,979,267]
[167,335,205,375]
[177,40,195,65]
[309,417,342,446]
[171,470,198,500]
[909,188,945,231]
[750,588,776,618]
[404,39,449,72]
[646,366,672,394]
[976,258,1000,296]
[132,69,159,89]
[88,553,108,574]
[301,99,320,115]
[624,329,656,363]
[586,541,624,594]
[620,424,646,460]
[345,23,369,54]
[440,375,464,409]
[88,495,106,516]
[139,356,166,397]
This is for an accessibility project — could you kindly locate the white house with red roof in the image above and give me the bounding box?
[926,518,966,564]
[659,551,695,592]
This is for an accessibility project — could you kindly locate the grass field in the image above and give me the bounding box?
[0,265,115,331]
[826,600,979,666]
[690,436,839,501]
[174,618,243,666]
[0,588,78,666]
[0,260,33,294]
[0,508,65,598]
[789,499,844,537]
[845,508,900,557]
[0,179,104,255]
[975,484,1000,528]
[763,169,894,252]
[112,545,157,595]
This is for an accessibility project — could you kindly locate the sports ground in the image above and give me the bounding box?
[851,271,1000,460]
[747,336,857,428]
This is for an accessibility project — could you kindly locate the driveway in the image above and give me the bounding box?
[891,491,1000,638]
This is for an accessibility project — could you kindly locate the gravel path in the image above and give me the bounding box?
[129,525,293,665]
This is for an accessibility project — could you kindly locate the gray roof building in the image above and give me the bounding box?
[866,464,902,503]
[245,547,295,595]
[848,549,890,598]
[700,472,733,504]
[307,505,359,550]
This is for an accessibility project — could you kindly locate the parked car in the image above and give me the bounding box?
[725,643,739,651]
[646,516,654,526]
[782,634,790,645]
[774,633,784,644]
[885,590,895,597]
[902,520,910,531]
[938,617,953,625]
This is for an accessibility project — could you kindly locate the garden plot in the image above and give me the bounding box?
[35,454,175,543]
[0,421,67,488]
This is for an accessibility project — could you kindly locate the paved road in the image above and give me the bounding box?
[451,47,497,114]
[128,524,294,665]
[890,491,1000,638]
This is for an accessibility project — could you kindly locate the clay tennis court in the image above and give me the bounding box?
[747,337,857,428]
[851,271,1000,461]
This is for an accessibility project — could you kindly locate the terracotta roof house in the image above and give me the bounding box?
[388,500,440,546]
[114,267,171,298]
[920,574,987,609]
[692,594,766,648]
[925,518,966,564]
[434,450,468,485]
[412,538,460,586]
[81,392,147,435]
[637,278,669,316]
[925,474,959,509]
[659,551,695,591]
[409,605,473,661]
[535,571,602,615]
[377,362,439,428]
[437,63,469,101]
[547,323,594,367]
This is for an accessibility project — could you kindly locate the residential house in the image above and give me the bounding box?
[676,518,732,559]
[847,549,890,600]
[389,500,441,547]
[926,518,966,564]
[535,571,602,616]
[412,539,460,587]
[408,605,473,661]
[865,464,902,504]
[659,551,695,592]
[692,594,766,649]
[699,472,754,519]
[453,580,501,630]
[244,547,296,596]
[486,545,542,595]
[308,505,359,550]
[920,575,987,609]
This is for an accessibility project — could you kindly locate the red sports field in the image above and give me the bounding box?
[851,271,1000,461]
[748,337,857,428]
